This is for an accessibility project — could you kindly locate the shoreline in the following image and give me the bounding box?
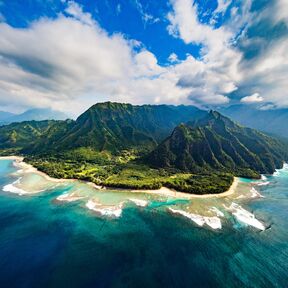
[1,156,239,199]
[129,177,239,199]
[9,157,74,184]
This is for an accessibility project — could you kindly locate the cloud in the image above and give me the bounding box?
[235,0,288,108]
[214,0,232,15]
[0,1,240,114]
[167,0,249,104]
[273,0,288,24]
[168,53,178,63]
[65,1,94,26]
[241,93,263,103]
[167,0,288,109]
[0,0,287,114]
[210,0,232,25]
[134,0,160,26]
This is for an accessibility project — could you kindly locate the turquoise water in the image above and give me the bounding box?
[0,159,287,288]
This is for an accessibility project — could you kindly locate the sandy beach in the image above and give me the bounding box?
[130,177,239,199]
[1,156,239,199]
[2,156,73,183]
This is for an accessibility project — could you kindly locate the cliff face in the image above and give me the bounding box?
[147,111,288,177]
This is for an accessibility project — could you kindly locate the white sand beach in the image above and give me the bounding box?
[130,177,240,199]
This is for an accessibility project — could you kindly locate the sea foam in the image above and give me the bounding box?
[261,175,267,181]
[86,200,123,218]
[228,202,265,231]
[2,178,29,195]
[56,192,85,202]
[250,187,264,198]
[210,207,225,217]
[169,208,222,230]
[129,198,148,207]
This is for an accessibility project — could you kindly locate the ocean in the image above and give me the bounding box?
[0,159,287,288]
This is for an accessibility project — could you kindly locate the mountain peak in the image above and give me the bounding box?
[147,112,288,176]
[209,110,221,118]
[90,102,133,111]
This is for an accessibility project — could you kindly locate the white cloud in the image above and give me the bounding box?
[214,0,232,15]
[65,1,94,26]
[241,93,263,103]
[166,0,288,109]
[210,0,232,25]
[166,0,250,104]
[236,0,288,108]
[240,37,288,107]
[273,0,288,24]
[168,53,178,63]
[1,0,286,114]
[0,1,239,114]
[134,0,160,25]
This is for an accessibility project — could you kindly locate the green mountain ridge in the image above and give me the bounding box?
[0,120,63,150]
[28,102,206,154]
[147,111,288,177]
[0,103,287,194]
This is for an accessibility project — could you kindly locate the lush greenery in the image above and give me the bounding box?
[0,120,62,149]
[147,111,288,178]
[27,102,206,154]
[25,150,233,194]
[0,103,287,194]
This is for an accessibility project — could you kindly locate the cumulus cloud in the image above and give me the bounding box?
[0,1,241,114]
[236,0,288,108]
[167,0,288,109]
[166,0,250,105]
[241,93,263,103]
[0,1,171,114]
[0,8,135,113]
[0,0,287,114]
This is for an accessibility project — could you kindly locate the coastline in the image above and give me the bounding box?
[7,156,74,184]
[129,177,239,199]
[1,156,239,199]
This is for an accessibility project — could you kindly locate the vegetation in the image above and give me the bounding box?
[25,151,233,194]
[25,102,206,154]
[0,103,287,195]
[147,111,288,178]
[0,120,62,149]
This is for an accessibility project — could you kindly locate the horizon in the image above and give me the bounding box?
[0,0,287,114]
[2,100,288,120]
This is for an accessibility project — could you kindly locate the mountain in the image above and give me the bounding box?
[0,120,64,149]
[0,108,68,125]
[147,111,288,177]
[0,111,16,122]
[0,103,287,179]
[29,102,207,154]
[219,104,288,139]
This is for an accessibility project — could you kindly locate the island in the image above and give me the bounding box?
[0,102,287,195]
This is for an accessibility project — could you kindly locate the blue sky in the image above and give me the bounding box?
[0,0,287,115]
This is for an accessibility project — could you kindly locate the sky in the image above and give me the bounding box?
[0,0,287,116]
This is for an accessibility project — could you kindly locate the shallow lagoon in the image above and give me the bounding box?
[0,159,287,287]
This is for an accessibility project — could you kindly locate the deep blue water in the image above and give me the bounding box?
[0,159,287,288]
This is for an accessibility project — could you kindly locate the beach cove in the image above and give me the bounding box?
[0,157,288,287]
[1,156,267,230]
